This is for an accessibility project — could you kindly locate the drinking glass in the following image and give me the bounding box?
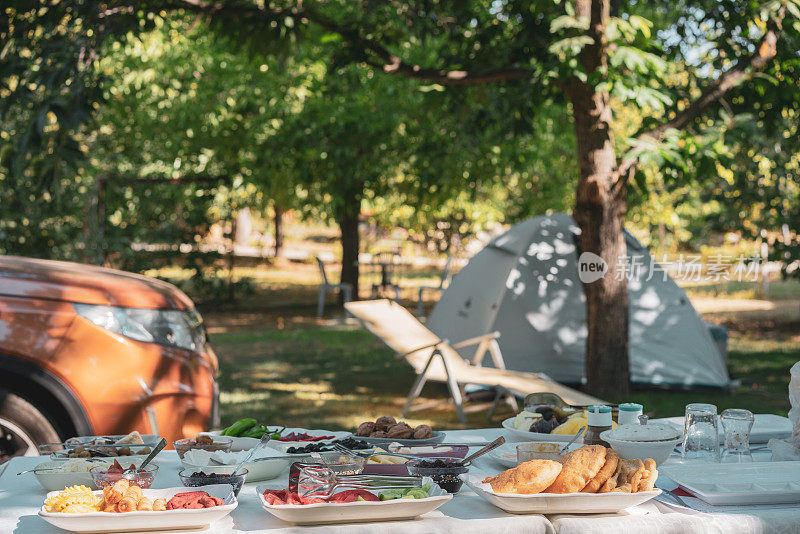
[720,408,754,463]
[682,403,720,461]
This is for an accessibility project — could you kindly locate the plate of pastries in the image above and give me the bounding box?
[461,445,661,514]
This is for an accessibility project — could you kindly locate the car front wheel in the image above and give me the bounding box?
[0,390,61,463]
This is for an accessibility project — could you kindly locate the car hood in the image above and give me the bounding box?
[0,256,194,310]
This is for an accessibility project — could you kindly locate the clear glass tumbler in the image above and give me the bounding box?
[682,403,720,461]
[720,408,754,463]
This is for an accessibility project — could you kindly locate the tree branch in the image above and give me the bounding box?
[156,0,533,86]
[616,5,786,182]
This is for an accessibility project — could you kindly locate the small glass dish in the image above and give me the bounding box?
[310,452,366,475]
[178,468,248,497]
[90,464,158,489]
[517,442,564,462]
[405,458,468,493]
[173,436,233,459]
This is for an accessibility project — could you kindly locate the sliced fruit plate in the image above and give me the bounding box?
[501,417,581,442]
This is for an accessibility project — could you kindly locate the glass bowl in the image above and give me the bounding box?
[90,464,158,489]
[178,468,248,497]
[311,452,366,475]
[173,436,233,459]
[405,458,468,493]
[517,442,565,462]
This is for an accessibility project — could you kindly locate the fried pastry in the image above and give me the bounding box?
[610,458,645,493]
[545,445,607,494]
[136,497,153,511]
[637,458,658,492]
[581,448,619,493]
[153,498,167,511]
[116,495,137,512]
[483,459,562,494]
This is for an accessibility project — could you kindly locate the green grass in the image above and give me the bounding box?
[209,319,798,433]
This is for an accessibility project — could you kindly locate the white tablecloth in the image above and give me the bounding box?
[2,427,799,533]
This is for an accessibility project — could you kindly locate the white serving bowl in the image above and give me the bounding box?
[33,459,142,491]
[600,430,681,466]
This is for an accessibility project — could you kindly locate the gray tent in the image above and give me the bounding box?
[427,213,730,387]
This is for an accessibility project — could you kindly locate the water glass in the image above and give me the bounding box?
[682,403,720,462]
[720,408,754,463]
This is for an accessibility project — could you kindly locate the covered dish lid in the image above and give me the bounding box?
[605,422,681,442]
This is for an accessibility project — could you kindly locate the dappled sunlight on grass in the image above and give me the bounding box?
[205,277,800,430]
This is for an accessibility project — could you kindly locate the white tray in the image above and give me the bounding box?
[38,484,237,533]
[461,474,660,514]
[256,477,451,525]
[501,417,578,442]
[660,461,800,505]
[266,428,353,452]
[651,414,792,444]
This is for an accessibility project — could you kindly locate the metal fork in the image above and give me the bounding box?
[288,462,422,498]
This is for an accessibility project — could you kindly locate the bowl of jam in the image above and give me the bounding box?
[405,458,468,493]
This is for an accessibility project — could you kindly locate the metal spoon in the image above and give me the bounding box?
[123,438,166,474]
[458,436,506,466]
[559,426,586,456]
[231,433,271,476]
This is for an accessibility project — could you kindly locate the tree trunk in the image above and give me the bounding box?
[337,197,361,304]
[568,80,631,399]
[274,204,284,258]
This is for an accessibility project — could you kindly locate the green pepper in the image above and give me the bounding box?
[242,424,273,439]
[222,418,257,437]
[268,427,285,439]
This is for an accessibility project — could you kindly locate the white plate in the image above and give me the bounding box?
[256,477,452,525]
[33,460,142,492]
[181,456,290,482]
[461,474,660,514]
[660,461,800,505]
[488,441,580,468]
[501,417,578,442]
[38,484,237,533]
[652,414,792,444]
[48,434,162,461]
[267,428,353,452]
[355,431,446,447]
[202,430,260,452]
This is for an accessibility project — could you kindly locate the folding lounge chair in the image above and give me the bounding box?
[345,299,604,423]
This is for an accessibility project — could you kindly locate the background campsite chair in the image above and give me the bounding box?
[369,250,402,301]
[345,299,604,423]
[416,254,452,316]
[315,256,353,318]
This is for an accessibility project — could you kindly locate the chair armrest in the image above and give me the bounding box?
[451,331,501,350]
[395,339,448,359]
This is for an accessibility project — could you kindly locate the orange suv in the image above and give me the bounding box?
[0,255,219,461]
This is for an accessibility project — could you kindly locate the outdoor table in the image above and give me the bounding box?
[2,427,800,533]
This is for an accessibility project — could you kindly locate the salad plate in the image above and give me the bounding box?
[461,474,660,514]
[256,478,451,525]
[38,484,237,533]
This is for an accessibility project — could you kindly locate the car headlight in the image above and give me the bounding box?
[73,303,206,352]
